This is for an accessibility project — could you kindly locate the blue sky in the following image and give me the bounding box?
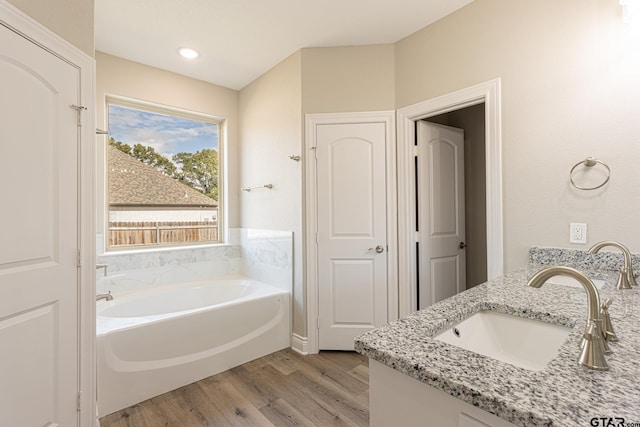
[108,104,218,159]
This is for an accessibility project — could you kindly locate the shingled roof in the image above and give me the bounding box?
[108,144,217,208]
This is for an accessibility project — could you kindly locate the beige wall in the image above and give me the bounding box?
[7,0,94,57]
[238,45,395,337]
[301,44,395,114]
[95,52,240,238]
[238,51,304,335]
[396,0,640,271]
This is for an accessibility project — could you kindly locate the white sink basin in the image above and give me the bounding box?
[545,275,606,290]
[434,310,572,371]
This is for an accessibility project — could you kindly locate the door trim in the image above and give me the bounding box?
[0,1,96,425]
[397,78,503,316]
[305,111,397,354]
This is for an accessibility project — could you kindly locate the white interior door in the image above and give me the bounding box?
[417,121,466,309]
[316,122,388,350]
[0,22,81,427]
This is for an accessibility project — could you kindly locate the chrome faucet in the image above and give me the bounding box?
[588,241,638,289]
[96,291,113,301]
[528,266,609,371]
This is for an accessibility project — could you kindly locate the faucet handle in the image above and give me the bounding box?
[96,263,108,277]
[600,299,618,342]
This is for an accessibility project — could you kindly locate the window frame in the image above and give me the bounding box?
[104,95,226,251]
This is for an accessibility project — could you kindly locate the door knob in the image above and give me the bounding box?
[368,245,385,254]
[458,242,467,250]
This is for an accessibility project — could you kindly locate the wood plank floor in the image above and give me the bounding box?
[99,349,369,427]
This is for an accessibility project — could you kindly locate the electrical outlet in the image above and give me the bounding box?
[570,223,587,244]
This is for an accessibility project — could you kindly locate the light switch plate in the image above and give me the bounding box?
[570,223,587,244]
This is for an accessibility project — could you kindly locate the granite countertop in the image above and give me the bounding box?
[355,267,640,427]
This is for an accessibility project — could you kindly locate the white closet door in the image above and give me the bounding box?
[316,121,388,350]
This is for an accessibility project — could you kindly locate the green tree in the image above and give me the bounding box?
[110,138,132,155]
[173,149,218,201]
[109,137,177,177]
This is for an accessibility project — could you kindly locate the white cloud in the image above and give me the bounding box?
[108,104,218,157]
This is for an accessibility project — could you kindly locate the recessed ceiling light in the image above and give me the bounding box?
[178,47,199,59]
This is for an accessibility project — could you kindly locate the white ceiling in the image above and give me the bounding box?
[95,0,474,90]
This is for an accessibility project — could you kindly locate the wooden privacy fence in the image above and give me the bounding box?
[109,221,218,247]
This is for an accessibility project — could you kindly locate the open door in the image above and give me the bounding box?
[416,121,466,309]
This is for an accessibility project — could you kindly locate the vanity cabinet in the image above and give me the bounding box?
[370,360,517,427]
[359,268,640,426]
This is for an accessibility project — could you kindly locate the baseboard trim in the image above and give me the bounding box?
[291,333,309,355]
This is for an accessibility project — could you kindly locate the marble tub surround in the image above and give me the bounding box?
[530,245,640,273]
[97,244,241,274]
[355,268,640,426]
[240,228,293,292]
[95,228,293,296]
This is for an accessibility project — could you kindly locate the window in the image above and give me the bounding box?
[106,98,222,249]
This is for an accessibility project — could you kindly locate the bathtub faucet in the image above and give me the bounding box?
[96,291,113,301]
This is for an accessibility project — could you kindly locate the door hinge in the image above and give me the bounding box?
[414,231,421,243]
[77,391,81,412]
[315,232,318,244]
[70,104,87,127]
[317,316,321,329]
[77,250,81,268]
[311,145,318,158]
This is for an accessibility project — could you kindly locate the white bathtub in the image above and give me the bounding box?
[96,278,290,416]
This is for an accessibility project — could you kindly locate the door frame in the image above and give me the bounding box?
[397,78,503,316]
[0,2,96,425]
[304,111,397,355]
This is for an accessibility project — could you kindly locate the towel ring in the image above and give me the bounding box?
[569,157,610,190]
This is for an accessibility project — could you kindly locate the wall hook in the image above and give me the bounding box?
[289,155,301,161]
